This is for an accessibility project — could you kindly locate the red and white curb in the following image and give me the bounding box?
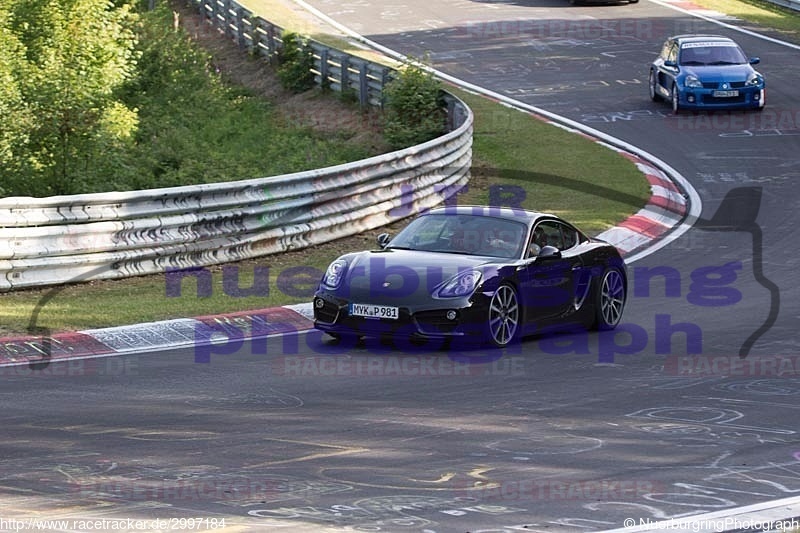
[0,305,315,369]
[596,150,687,257]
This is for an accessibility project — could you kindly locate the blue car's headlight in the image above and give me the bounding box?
[322,259,347,289]
[684,75,702,88]
[435,270,482,298]
[746,71,763,86]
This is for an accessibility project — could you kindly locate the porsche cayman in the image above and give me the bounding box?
[313,206,627,348]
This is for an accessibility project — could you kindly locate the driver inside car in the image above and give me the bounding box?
[528,227,547,257]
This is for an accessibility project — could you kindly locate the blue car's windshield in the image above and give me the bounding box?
[679,42,747,66]
[388,214,528,259]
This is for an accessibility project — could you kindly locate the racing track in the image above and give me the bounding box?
[1,0,800,531]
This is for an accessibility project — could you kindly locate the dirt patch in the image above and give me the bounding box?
[176,3,389,154]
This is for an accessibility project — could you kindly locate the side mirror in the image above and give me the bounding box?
[664,60,678,68]
[537,245,562,260]
[377,233,392,249]
[749,57,760,65]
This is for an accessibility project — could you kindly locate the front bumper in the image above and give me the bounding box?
[312,291,491,342]
[678,86,765,110]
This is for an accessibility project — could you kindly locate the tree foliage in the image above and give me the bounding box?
[382,61,446,150]
[276,31,315,94]
[0,2,377,198]
[0,7,34,191]
[0,0,138,196]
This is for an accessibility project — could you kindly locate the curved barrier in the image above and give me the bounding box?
[0,95,471,290]
[0,0,474,290]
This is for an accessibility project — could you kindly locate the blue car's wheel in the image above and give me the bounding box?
[487,284,520,347]
[671,83,681,114]
[649,70,661,102]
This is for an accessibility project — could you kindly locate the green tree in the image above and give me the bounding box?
[2,0,138,196]
[0,6,33,196]
[382,61,445,150]
[277,31,315,93]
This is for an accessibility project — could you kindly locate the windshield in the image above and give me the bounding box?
[679,42,747,66]
[388,214,528,259]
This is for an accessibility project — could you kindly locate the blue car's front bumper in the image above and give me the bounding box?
[678,85,765,110]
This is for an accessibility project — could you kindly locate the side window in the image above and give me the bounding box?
[659,40,671,60]
[561,225,578,250]
[667,43,679,63]
[540,221,564,250]
[529,221,582,255]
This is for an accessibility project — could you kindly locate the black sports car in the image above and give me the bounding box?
[313,206,627,347]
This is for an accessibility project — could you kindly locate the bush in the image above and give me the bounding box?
[382,61,446,150]
[276,32,315,93]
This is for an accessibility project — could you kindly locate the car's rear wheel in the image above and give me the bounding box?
[487,284,520,347]
[593,268,626,330]
[671,83,681,114]
[649,70,660,101]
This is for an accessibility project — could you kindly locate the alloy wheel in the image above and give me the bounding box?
[649,70,658,101]
[671,83,680,114]
[599,269,625,328]
[488,285,519,347]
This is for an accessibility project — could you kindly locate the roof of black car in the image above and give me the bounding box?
[425,205,550,223]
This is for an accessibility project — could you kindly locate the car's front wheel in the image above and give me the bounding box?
[649,70,660,101]
[671,83,681,114]
[486,284,520,347]
[593,268,626,330]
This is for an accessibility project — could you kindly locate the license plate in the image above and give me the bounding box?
[349,303,399,320]
[713,90,739,97]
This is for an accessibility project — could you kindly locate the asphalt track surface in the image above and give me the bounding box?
[2,0,800,532]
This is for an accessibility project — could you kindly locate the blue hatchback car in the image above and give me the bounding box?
[649,35,765,113]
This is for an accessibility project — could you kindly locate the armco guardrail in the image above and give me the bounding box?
[0,3,473,290]
[767,0,800,11]
[0,99,471,290]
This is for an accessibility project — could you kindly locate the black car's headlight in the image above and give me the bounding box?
[434,270,482,298]
[321,259,347,289]
[746,71,763,86]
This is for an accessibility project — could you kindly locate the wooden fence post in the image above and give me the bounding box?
[319,48,329,89]
[358,62,368,107]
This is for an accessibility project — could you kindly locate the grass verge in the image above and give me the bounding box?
[688,0,800,42]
